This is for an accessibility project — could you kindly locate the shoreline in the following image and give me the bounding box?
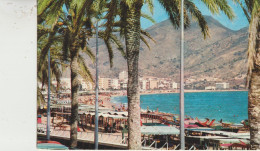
[75,90,248,122]
[109,89,248,98]
[141,89,248,95]
[107,90,248,123]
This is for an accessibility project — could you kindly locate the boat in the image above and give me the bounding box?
[195,117,215,127]
[184,119,199,128]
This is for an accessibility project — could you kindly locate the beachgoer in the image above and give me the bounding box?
[105,123,109,132]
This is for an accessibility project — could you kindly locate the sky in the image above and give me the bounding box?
[141,0,249,31]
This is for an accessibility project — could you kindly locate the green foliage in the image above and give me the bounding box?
[144,0,154,14]
[37,0,129,95]
[235,0,260,85]
[141,12,156,24]
[200,0,235,20]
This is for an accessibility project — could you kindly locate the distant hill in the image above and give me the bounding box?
[63,16,249,88]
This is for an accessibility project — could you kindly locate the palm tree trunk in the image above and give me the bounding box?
[248,12,260,150]
[124,2,143,150]
[70,43,80,149]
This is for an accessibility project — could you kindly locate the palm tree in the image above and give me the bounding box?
[38,1,96,148]
[37,27,63,109]
[104,0,235,149]
[38,0,126,148]
[236,0,260,149]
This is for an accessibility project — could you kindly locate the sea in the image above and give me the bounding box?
[111,91,248,124]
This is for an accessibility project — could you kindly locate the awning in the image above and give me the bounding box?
[107,115,128,119]
[215,138,250,144]
[141,126,180,135]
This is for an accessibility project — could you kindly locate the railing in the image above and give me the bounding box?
[121,137,127,144]
[205,143,208,150]
[159,142,169,150]
[141,138,170,150]
[189,145,195,150]
[174,144,180,150]
[141,139,146,146]
[149,140,157,148]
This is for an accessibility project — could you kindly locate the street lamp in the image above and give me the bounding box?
[46,47,51,140]
[179,0,185,149]
[94,20,99,150]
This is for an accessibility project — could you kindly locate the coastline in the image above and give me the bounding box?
[76,89,248,117]
[107,89,248,123]
[109,89,248,97]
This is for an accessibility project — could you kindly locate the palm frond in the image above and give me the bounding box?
[140,35,151,50]
[185,0,210,39]
[37,24,52,40]
[213,0,235,20]
[104,0,119,38]
[78,55,94,84]
[38,31,56,73]
[141,30,156,43]
[141,12,156,24]
[200,0,220,14]
[233,0,251,22]
[158,0,190,29]
[50,60,62,91]
[104,39,114,68]
[144,0,154,14]
[109,34,126,59]
[44,1,65,29]
[79,31,87,50]
[37,86,45,107]
[246,10,260,86]
[37,0,55,17]
[81,45,95,64]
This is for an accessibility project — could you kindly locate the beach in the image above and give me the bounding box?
[73,89,247,114]
[38,90,249,150]
[110,90,248,124]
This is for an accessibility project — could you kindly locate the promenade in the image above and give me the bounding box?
[37,123,130,150]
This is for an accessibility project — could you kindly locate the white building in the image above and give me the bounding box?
[119,71,128,81]
[205,86,216,90]
[158,83,165,89]
[140,79,147,90]
[99,77,111,90]
[80,79,94,90]
[149,79,158,89]
[111,78,120,89]
[216,82,229,90]
[120,82,127,89]
[171,82,178,89]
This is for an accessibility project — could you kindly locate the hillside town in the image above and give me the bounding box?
[39,71,246,95]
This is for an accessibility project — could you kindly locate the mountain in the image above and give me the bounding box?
[63,16,249,88]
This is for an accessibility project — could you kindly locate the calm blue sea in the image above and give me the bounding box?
[111,91,248,124]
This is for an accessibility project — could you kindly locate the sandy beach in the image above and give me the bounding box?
[74,89,247,113]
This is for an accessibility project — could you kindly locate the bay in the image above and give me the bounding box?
[111,91,248,124]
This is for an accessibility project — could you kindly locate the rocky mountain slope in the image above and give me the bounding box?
[63,16,249,87]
